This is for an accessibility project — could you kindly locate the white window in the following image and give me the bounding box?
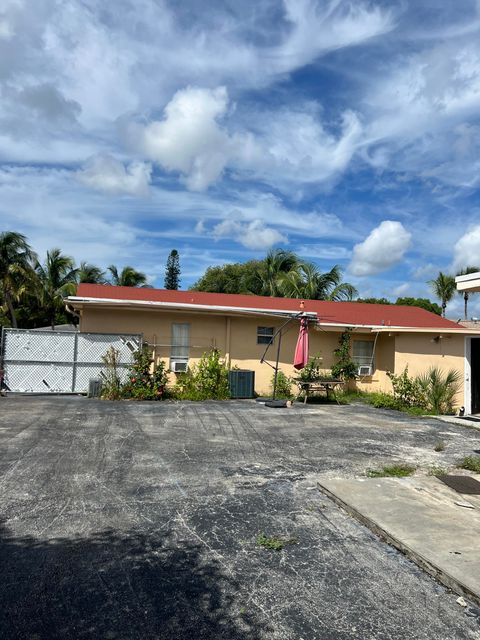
[171,323,190,365]
[352,340,375,370]
[257,326,274,345]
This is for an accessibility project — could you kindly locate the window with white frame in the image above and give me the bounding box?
[171,323,190,365]
[257,326,274,345]
[352,340,375,371]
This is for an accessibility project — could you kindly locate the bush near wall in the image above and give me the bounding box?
[173,349,230,401]
[100,346,169,401]
[122,347,169,400]
[339,366,461,416]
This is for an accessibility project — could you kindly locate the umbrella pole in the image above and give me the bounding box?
[272,329,283,400]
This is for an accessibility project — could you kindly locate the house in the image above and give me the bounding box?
[67,284,480,412]
[456,270,480,414]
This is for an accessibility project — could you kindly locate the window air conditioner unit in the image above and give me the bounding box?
[357,365,372,376]
[171,361,188,373]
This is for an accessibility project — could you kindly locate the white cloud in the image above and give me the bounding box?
[237,107,363,188]
[296,244,351,260]
[412,263,439,280]
[195,219,206,234]
[76,154,152,196]
[132,86,231,191]
[349,221,412,276]
[453,226,480,271]
[271,0,396,75]
[212,216,287,250]
[392,282,410,296]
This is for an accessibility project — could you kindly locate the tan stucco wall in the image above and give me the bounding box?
[78,307,466,403]
[394,333,465,406]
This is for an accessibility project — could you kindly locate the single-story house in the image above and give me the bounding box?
[67,284,480,413]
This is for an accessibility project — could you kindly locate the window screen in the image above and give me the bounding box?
[257,326,274,345]
[352,340,374,368]
[171,323,190,361]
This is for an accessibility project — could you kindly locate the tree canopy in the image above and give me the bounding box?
[428,272,456,317]
[164,250,181,290]
[191,250,357,301]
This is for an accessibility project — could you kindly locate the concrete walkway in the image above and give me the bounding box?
[318,475,480,605]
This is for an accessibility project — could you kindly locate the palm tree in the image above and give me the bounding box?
[258,249,301,297]
[428,272,456,317]
[0,231,36,328]
[35,249,78,329]
[108,265,149,287]
[78,262,106,284]
[456,266,480,320]
[277,263,358,301]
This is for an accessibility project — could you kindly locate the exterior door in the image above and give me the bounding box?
[471,338,480,414]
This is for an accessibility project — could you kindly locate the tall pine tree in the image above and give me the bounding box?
[164,249,181,290]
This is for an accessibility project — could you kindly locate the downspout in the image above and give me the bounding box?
[225,317,231,367]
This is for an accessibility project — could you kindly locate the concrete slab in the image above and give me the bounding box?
[318,476,480,605]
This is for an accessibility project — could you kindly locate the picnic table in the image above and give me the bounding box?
[294,379,345,404]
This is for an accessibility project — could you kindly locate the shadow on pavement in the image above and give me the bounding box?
[0,522,269,639]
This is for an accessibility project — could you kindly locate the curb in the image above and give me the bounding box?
[317,480,480,608]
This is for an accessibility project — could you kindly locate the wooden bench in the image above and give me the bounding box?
[294,379,345,404]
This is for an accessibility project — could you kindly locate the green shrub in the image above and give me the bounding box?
[271,370,293,398]
[100,347,123,400]
[173,349,230,401]
[331,330,357,380]
[298,354,323,382]
[416,367,461,415]
[364,392,400,410]
[387,367,425,408]
[122,347,169,400]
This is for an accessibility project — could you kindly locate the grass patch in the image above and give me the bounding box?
[336,390,366,405]
[366,464,416,478]
[434,441,446,452]
[256,532,297,551]
[457,456,480,473]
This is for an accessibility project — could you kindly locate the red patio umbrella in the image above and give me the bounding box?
[293,317,309,370]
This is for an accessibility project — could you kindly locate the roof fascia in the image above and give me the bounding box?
[67,296,317,320]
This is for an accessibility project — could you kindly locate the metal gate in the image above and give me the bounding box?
[1,329,142,393]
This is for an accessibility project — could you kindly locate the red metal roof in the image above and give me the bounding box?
[74,283,462,329]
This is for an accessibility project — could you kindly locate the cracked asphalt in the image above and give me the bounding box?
[1,396,480,639]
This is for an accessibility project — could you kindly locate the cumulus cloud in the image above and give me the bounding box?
[453,226,480,271]
[349,221,412,276]
[212,216,287,250]
[76,154,152,196]
[131,86,231,191]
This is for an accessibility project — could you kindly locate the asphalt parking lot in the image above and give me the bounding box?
[1,396,480,639]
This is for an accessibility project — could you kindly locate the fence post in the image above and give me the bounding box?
[72,332,78,392]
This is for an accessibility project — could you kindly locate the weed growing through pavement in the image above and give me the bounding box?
[366,464,416,478]
[256,532,297,551]
[457,456,480,473]
[427,465,448,477]
[434,441,446,452]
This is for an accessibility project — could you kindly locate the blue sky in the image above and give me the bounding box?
[1,0,480,317]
